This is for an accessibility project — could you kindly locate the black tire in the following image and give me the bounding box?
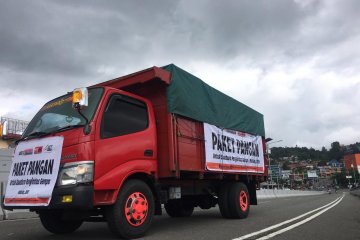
[106,180,154,239]
[39,210,83,234]
[218,183,232,218]
[228,182,250,219]
[165,199,194,217]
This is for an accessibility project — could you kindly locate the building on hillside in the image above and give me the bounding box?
[288,162,307,172]
[281,170,291,180]
[317,166,341,178]
[343,154,360,174]
[306,165,314,170]
[289,173,305,188]
[280,156,299,163]
[327,159,343,168]
[307,170,318,178]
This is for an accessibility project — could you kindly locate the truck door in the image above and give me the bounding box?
[94,93,156,186]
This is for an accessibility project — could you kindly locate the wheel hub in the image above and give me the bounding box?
[125,192,148,226]
[239,190,248,211]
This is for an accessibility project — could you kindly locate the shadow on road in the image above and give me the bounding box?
[26,209,231,240]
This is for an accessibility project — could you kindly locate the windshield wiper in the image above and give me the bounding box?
[16,125,84,145]
[27,131,49,137]
[53,124,84,133]
[16,131,50,144]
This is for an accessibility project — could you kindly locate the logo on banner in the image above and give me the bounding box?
[44,145,54,153]
[34,146,43,154]
[19,148,33,156]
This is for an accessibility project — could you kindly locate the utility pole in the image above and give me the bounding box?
[265,139,283,189]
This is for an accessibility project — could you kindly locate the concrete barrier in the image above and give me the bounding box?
[257,189,325,200]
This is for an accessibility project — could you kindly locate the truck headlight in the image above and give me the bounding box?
[57,161,94,186]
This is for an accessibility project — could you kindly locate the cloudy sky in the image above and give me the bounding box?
[0,0,359,149]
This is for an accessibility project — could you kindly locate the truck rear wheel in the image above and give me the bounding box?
[106,179,154,239]
[39,210,83,234]
[228,182,250,219]
[165,199,194,217]
[218,182,250,219]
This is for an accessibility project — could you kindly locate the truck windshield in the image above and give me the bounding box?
[23,88,104,138]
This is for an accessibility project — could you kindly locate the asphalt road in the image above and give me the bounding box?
[1,192,359,240]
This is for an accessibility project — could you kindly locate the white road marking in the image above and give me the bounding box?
[256,194,345,240]
[233,194,344,240]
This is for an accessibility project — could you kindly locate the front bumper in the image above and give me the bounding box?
[3,185,94,211]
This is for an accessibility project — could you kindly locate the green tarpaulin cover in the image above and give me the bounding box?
[162,64,265,137]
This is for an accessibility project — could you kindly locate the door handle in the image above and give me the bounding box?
[144,149,153,157]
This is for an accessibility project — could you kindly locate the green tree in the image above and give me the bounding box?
[320,146,328,161]
[332,168,347,187]
[282,161,290,170]
[328,141,343,160]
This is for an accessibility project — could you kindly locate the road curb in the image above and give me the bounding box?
[350,189,360,198]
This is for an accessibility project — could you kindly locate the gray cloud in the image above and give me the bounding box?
[0,0,359,148]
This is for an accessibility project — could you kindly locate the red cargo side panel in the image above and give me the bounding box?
[175,117,205,172]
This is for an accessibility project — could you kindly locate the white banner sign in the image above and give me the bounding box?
[204,123,264,173]
[4,136,63,206]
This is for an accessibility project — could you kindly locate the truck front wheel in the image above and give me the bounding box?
[165,199,194,217]
[39,210,83,234]
[106,179,154,239]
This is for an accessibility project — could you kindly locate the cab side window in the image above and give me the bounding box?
[101,95,148,138]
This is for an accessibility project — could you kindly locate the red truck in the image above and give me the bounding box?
[3,64,267,239]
